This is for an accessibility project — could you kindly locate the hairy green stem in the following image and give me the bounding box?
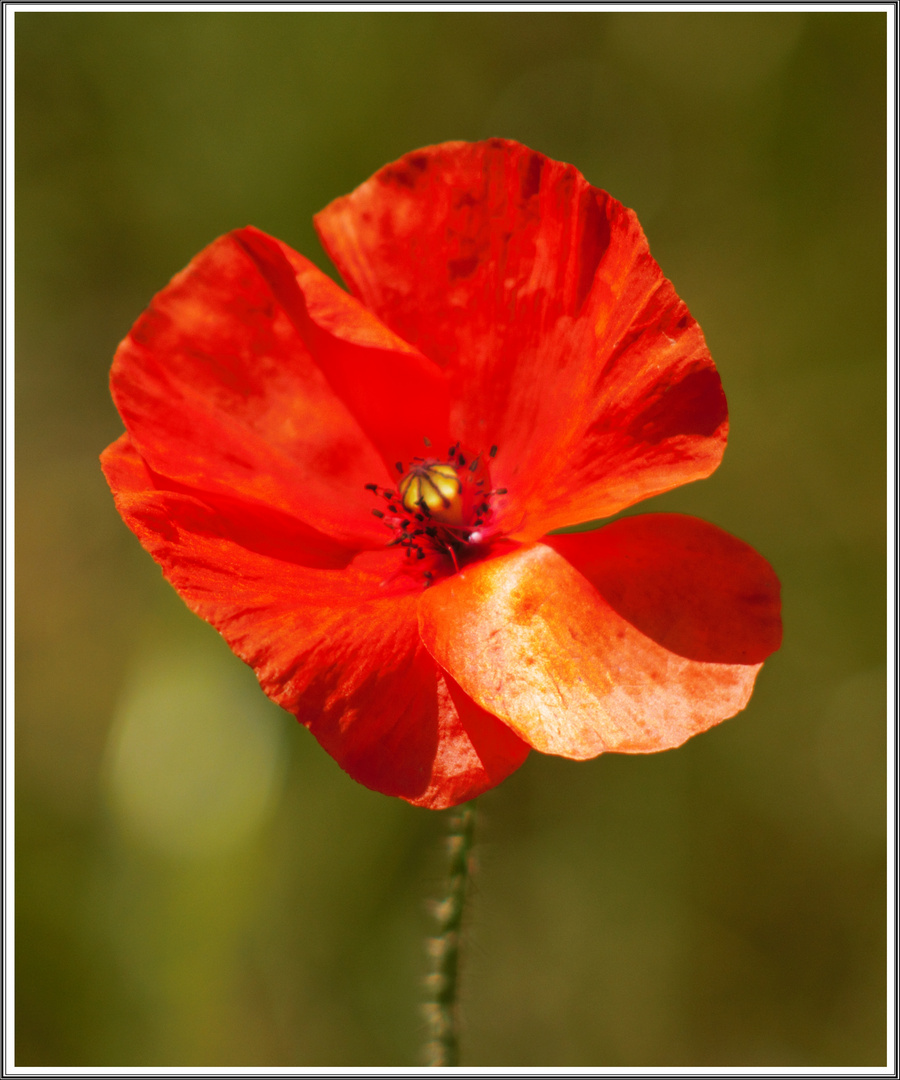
[422,800,477,1067]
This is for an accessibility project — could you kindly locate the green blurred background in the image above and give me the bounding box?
[15,10,887,1067]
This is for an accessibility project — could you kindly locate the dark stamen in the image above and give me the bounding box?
[468,458,479,472]
[364,483,378,492]
[424,436,432,447]
[490,445,498,458]
[372,509,384,518]
[395,461,404,474]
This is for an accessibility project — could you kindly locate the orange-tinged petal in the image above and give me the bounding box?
[548,513,783,665]
[110,230,390,549]
[316,139,727,537]
[418,520,781,759]
[102,433,528,808]
[233,227,450,473]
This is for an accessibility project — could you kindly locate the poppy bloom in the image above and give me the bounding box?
[102,139,781,810]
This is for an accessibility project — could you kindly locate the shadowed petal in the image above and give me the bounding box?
[101,433,353,569]
[102,434,528,808]
[289,603,530,809]
[234,227,451,473]
[418,527,780,759]
[110,230,391,549]
[316,139,727,537]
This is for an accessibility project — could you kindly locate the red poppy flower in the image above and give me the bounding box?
[101,139,781,810]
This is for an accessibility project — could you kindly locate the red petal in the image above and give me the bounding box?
[289,610,530,810]
[548,514,783,665]
[233,226,450,473]
[101,432,352,569]
[110,230,391,548]
[418,521,780,759]
[102,434,528,808]
[316,139,727,536]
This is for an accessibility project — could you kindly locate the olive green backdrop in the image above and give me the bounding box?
[15,10,887,1068]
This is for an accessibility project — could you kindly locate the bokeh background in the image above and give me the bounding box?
[15,10,887,1068]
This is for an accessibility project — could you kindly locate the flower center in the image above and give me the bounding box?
[365,442,506,585]
[398,462,462,526]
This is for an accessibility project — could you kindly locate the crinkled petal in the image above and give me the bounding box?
[548,514,783,665]
[316,139,726,537]
[234,227,450,473]
[110,230,395,548]
[101,432,352,569]
[102,433,529,808]
[418,516,781,759]
[282,602,530,809]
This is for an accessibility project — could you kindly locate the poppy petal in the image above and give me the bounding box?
[316,139,726,537]
[547,513,783,665]
[283,605,530,810]
[101,432,353,569]
[110,230,391,548]
[102,433,529,808]
[418,519,781,759]
[233,227,451,472]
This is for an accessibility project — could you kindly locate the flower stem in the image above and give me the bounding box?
[423,800,477,1067]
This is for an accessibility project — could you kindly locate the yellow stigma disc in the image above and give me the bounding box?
[399,463,463,527]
